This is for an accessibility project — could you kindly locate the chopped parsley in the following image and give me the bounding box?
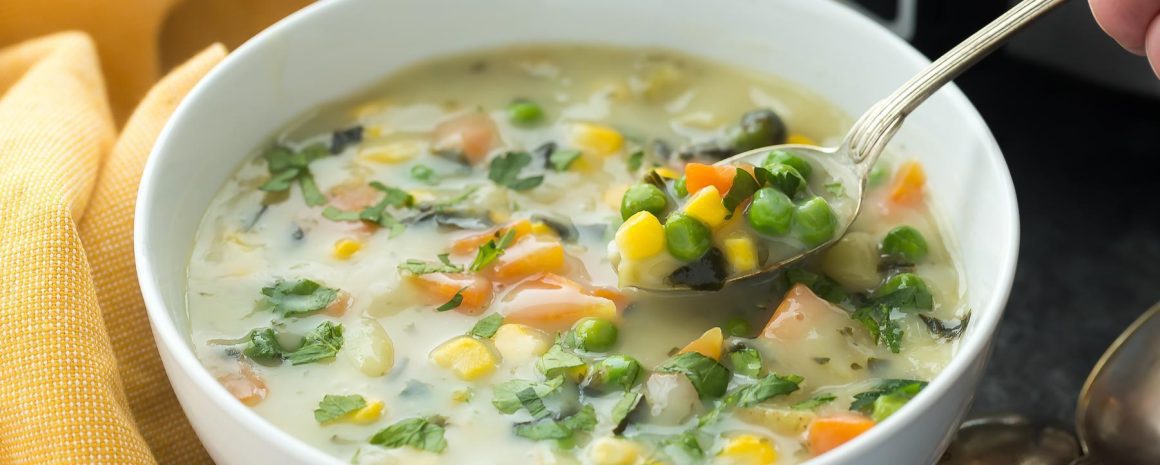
[488,151,544,191]
[285,321,344,365]
[242,328,283,364]
[535,344,585,379]
[626,150,645,172]
[785,268,849,305]
[850,379,927,421]
[548,149,582,172]
[259,143,330,206]
[513,404,597,441]
[853,305,904,353]
[870,273,934,312]
[699,372,803,426]
[314,394,366,424]
[321,181,413,238]
[722,168,760,216]
[655,352,731,399]
[492,377,564,414]
[793,393,837,410]
[369,416,448,453]
[728,346,763,378]
[435,287,467,312]
[610,390,643,432]
[260,278,339,317]
[469,314,504,339]
[468,228,517,272]
[397,254,464,275]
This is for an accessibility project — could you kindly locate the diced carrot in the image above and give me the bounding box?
[488,236,566,283]
[501,273,619,332]
[218,363,267,406]
[807,413,876,455]
[760,284,846,341]
[451,219,534,255]
[410,272,494,315]
[684,163,737,195]
[888,161,925,206]
[322,291,352,317]
[678,327,724,360]
[433,112,500,164]
[328,183,380,211]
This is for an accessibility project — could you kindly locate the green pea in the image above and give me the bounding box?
[868,162,892,188]
[572,317,618,352]
[728,109,788,152]
[792,197,837,247]
[674,176,689,198]
[664,214,712,261]
[763,163,806,197]
[763,149,813,179]
[881,226,929,262]
[870,392,911,422]
[507,99,544,125]
[725,317,751,337]
[620,183,669,220]
[590,355,643,391]
[747,187,794,236]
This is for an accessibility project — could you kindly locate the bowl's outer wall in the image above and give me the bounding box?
[137,0,1019,464]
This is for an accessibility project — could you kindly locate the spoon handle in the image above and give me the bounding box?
[844,0,1067,170]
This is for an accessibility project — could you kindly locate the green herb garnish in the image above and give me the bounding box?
[722,168,760,216]
[489,151,544,191]
[852,305,904,353]
[871,272,934,312]
[536,345,585,379]
[410,164,439,185]
[549,149,582,172]
[397,254,464,275]
[513,404,596,441]
[469,314,504,339]
[259,144,330,206]
[435,287,467,312]
[655,352,731,399]
[793,393,837,410]
[610,390,643,431]
[260,278,339,317]
[728,347,763,378]
[785,268,849,305]
[369,416,448,453]
[626,150,645,172]
[492,377,564,414]
[468,228,517,272]
[850,379,927,421]
[698,373,803,426]
[314,394,367,424]
[242,328,283,364]
[285,321,344,365]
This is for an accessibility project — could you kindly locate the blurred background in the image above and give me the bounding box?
[846,0,1160,424]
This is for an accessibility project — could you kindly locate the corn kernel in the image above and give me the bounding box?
[489,210,512,224]
[332,238,363,260]
[716,435,777,465]
[347,400,384,424]
[682,186,729,229]
[588,437,641,465]
[364,124,385,139]
[722,236,758,273]
[615,212,665,260]
[353,101,387,120]
[530,222,556,237]
[571,123,624,156]
[654,167,680,179]
[493,324,552,364]
[409,190,437,204]
[359,140,424,164]
[786,133,817,146]
[429,336,498,381]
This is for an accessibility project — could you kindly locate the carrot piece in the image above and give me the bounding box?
[807,413,876,455]
[760,283,846,341]
[218,363,267,406]
[501,273,619,332]
[433,112,500,164]
[409,272,494,315]
[488,236,566,283]
[451,219,533,255]
[684,163,737,194]
[677,327,724,360]
[888,161,926,206]
[322,291,352,317]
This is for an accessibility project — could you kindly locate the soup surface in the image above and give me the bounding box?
[187,45,968,465]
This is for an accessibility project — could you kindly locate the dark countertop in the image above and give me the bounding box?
[910,7,1160,423]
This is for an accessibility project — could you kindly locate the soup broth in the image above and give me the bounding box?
[187,45,967,465]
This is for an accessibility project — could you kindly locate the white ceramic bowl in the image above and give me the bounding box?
[135,0,1020,463]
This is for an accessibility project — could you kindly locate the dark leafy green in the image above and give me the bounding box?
[536,345,585,379]
[489,151,544,191]
[435,287,467,312]
[871,273,934,312]
[722,168,760,216]
[243,328,284,364]
[655,352,731,399]
[314,394,366,424]
[850,379,927,416]
[369,416,447,453]
[728,347,763,378]
[513,404,596,441]
[469,314,504,339]
[853,305,904,353]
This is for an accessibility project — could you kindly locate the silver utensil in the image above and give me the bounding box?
[697,0,1067,289]
[940,302,1160,465]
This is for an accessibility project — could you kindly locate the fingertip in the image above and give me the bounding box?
[1089,0,1152,54]
[1147,15,1160,78]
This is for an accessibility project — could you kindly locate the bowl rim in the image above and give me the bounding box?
[135,0,1020,463]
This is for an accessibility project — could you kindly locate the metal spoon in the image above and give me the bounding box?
[939,301,1160,465]
[702,0,1066,288]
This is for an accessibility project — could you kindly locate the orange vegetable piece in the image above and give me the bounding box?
[328,183,380,210]
[451,219,534,255]
[488,235,566,283]
[218,363,267,406]
[433,112,500,164]
[760,284,847,341]
[501,274,619,332]
[888,161,926,206]
[410,272,494,315]
[684,163,736,195]
[678,327,724,360]
[807,413,876,455]
[322,291,352,317]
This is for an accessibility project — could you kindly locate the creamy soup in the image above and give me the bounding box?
[187,45,968,465]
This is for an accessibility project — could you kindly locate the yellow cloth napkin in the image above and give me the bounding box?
[0,1,309,463]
